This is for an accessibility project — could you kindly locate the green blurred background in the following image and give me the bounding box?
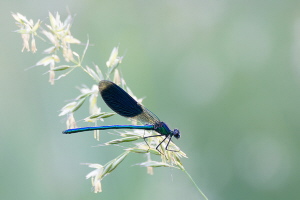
[1,0,300,199]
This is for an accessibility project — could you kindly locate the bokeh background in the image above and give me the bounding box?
[1,1,300,199]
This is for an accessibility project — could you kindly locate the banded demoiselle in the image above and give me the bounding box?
[63,80,180,152]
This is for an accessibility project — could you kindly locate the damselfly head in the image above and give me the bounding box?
[173,129,180,139]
